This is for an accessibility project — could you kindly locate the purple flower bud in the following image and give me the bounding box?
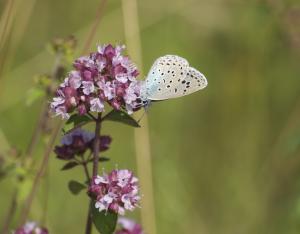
[116,85,126,97]
[104,44,116,59]
[54,145,75,160]
[78,104,87,115]
[131,69,139,77]
[72,135,86,152]
[54,129,93,160]
[54,129,112,160]
[100,135,112,151]
[63,87,77,98]
[110,99,121,110]
[64,98,76,111]
[114,64,127,75]
[98,91,106,100]
[83,70,92,80]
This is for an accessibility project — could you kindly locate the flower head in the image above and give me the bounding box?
[13,221,48,234]
[115,218,144,234]
[54,128,112,160]
[89,169,140,215]
[50,44,142,119]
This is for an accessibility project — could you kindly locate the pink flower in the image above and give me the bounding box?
[50,97,65,108]
[13,221,48,234]
[89,169,140,215]
[90,98,104,112]
[82,81,95,95]
[55,105,69,119]
[115,218,144,234]
[124,83,138,105]
[50,44,142,119]
[97,81,115,100]
[68,71,82,89]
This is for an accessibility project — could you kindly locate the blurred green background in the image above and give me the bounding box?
[1,0,300,233]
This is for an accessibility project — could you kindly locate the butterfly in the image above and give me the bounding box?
[140,55,207,107]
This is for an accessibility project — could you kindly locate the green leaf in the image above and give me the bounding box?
[99,157,110,162]
[26,87,45,106]
[63,114,93,133]
[88,157,110,163]
[91,202,118,234]
[61,161,79,170]
[68,180,86,195]
[66,114,93,125]
[102,110,140,128]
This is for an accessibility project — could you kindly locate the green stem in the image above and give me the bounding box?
[85,113,102,234]
[19,121,63,225]
[0,190,18,234]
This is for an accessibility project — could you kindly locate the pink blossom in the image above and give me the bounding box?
[50,97,65,108]
[97,81,115,100]
[90,98,104,112]
[89,169,140,215]
[13,221,48,234]
[124,83,138,105]
[115,218,144,234]
[50,44,142,119]
[82,81,95,95]
[68,71,82,88]
[55,105,69,119]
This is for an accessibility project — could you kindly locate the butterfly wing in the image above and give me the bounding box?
[171,66,207,98]
[143,55,189,101]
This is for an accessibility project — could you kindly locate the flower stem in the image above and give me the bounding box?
[81,160,91,182]
[19,121,63,225]
[92,113,102,177]
[0,190,18,234]
[85,113,102,234]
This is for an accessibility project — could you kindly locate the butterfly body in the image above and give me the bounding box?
[140,55,207,104]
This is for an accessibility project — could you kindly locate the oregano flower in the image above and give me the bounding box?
[50,44,142,119]
[13,221,48,234]
[89,169,140,215]
[115,218,144,234]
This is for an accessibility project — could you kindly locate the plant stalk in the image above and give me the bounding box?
[1,190,18,234]
[19,121,63,225]
[85,113,102,234]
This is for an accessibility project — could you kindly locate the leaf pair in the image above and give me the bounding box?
[61,157,109,171]
[63,109,140,134]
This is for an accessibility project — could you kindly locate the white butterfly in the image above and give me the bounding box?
[140,55,207,106]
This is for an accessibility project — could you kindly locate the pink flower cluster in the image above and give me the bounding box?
[89,169,140,215]
[14,222,48,234]
[50,44,142,119]
[115,218,144,234]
